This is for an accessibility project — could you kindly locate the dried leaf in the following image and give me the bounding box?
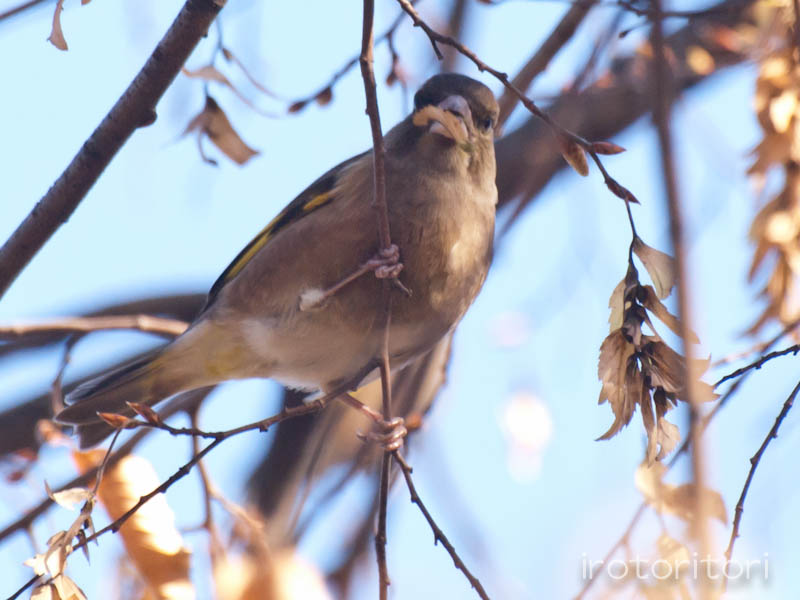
[183,65,229,85]
[31,583,56,600]
[604,176,640,203]
[670,483,728,524]
[655,414,680,460]
[52,574,87,600]
[216,549,332,600]
[126,402,161,425]
[764,210,799,244]
[315,87,333,106]
[288,100,308,114]
[597,330,636,439]
[608,277,626,331]
[590,141,626,155]
[48,0,68,51]
[45,482,92,511]
[184,96,259,165]
[556,134,589,176]
[639,285,699,343]
[769,90,798,133]
[97,412,134,429]
[75,454,193,600]
[633,238,676,299]
[643,339,685,395]
[639,458,727,523]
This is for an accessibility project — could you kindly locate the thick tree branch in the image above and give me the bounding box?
[0,0,225,300]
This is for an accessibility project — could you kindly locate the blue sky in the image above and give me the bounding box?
[1,1,797,599]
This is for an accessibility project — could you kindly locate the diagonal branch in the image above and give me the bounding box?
[496,1,595,128]
[0,0,225,300]
[724,380,799,566]
[394,452,490,600]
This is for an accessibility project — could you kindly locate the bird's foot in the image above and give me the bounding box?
[365,245,412,296]
[299,245,411,311]
[358,416,408,452]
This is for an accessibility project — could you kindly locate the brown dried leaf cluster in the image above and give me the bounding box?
[748,14,800,334]
[25,483,95,600]
[598,242,714,464]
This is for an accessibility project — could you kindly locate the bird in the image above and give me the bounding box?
[57,73,499,448]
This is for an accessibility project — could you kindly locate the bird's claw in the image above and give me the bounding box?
[366,244,403,280]
[357,416,408,452]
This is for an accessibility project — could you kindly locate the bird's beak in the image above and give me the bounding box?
[428,95,472,141]
[412,95,472,144]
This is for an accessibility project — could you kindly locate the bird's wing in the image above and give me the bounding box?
[204,151,368,309]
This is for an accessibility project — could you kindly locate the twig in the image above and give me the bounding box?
[496,1,595,128]
[393,452,490,600]
[0,428,151,546]
[0,315,189,340]
[359,1,398,597]
[286,5,411,112]
[573,504,646,599]
[5,574,40,600]
[714,343,800,388]
[0,387,214,547]
[395,0,635,205]
[724,380,799,568]
[0,0,45,23]
[109,370,376,439]
[67,392,347,557]
[0,0,225,300]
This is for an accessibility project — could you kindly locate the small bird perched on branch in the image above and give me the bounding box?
[57,73,499,448]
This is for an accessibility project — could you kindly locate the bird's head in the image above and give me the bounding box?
[410,73,498,160]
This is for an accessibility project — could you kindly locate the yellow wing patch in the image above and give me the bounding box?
[206,191,336,300]
[302,190,333,212]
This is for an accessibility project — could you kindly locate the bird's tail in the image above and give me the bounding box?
[57,343,203,448]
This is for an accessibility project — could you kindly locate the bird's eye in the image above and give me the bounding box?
[479,117,494,131]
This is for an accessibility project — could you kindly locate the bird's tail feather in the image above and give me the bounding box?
[57,345,197,447]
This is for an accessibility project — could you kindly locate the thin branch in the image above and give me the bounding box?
[714,343,800,388]
[106,373,371,439]
[0,315,189,340]
[724,380,800,564]
[573,504,646,599]
[6,574,40,600]
[0,0,225,300]
[0,0,46,23]
[496,1,595,128]
[0,428,151,546]
[0,387,214,547]
[286,4,412,112]
[395,0,634,205]
[394,452,490,600]
[65,392,347,558]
